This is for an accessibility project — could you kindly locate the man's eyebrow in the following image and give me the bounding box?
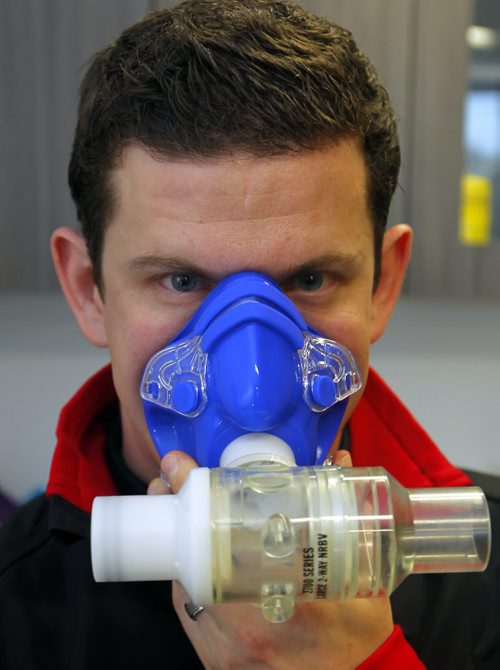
[276,253,364,282]
[126,254,209,276]
[126,251,364,279]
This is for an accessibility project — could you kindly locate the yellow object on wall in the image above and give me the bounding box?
[459,174,493,246]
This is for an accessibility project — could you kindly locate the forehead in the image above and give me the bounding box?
[105,139,372,277]
[113,139,367,218]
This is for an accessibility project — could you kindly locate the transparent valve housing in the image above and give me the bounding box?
[209,464,490,621]
[91,464,491,623]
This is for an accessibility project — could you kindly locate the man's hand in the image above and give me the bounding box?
[148,450,394,670]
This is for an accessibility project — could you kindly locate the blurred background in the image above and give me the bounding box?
[1,0,499,503]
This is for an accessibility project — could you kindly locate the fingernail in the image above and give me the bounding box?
[149,478,169,495]
[163,452,180,479]
[338,452,351,468]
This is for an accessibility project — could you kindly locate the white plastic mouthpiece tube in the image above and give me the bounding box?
[92,468,212,603]
[91,460,490,623]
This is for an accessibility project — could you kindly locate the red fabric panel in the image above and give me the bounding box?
[46,365,118,512]
[350,369,471,489]
[357,625,425,669]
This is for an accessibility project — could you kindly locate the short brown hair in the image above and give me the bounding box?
[68,0,400,290]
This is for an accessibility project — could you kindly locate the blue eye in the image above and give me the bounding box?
[294,272,324,292]
[165,273,200,293]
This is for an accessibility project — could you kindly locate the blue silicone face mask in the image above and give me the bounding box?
[140,271,361,467]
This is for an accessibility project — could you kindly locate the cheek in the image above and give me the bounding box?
[102,304,190,400]
[310,307,370,352]
[114,320,180,372]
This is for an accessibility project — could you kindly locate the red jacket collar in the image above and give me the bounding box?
[46,365,470,513]
[350,368,470,488]
[46,366,119,512]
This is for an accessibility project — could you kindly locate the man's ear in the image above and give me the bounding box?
[51,227,108,347]
[370,223,412,343]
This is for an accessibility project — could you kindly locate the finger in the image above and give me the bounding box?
[172,581,200,626]
[147,474,171,495]
[333,449,352,468]
[160,450,199,494]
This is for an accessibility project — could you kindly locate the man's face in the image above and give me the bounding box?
[98,139,382,479]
